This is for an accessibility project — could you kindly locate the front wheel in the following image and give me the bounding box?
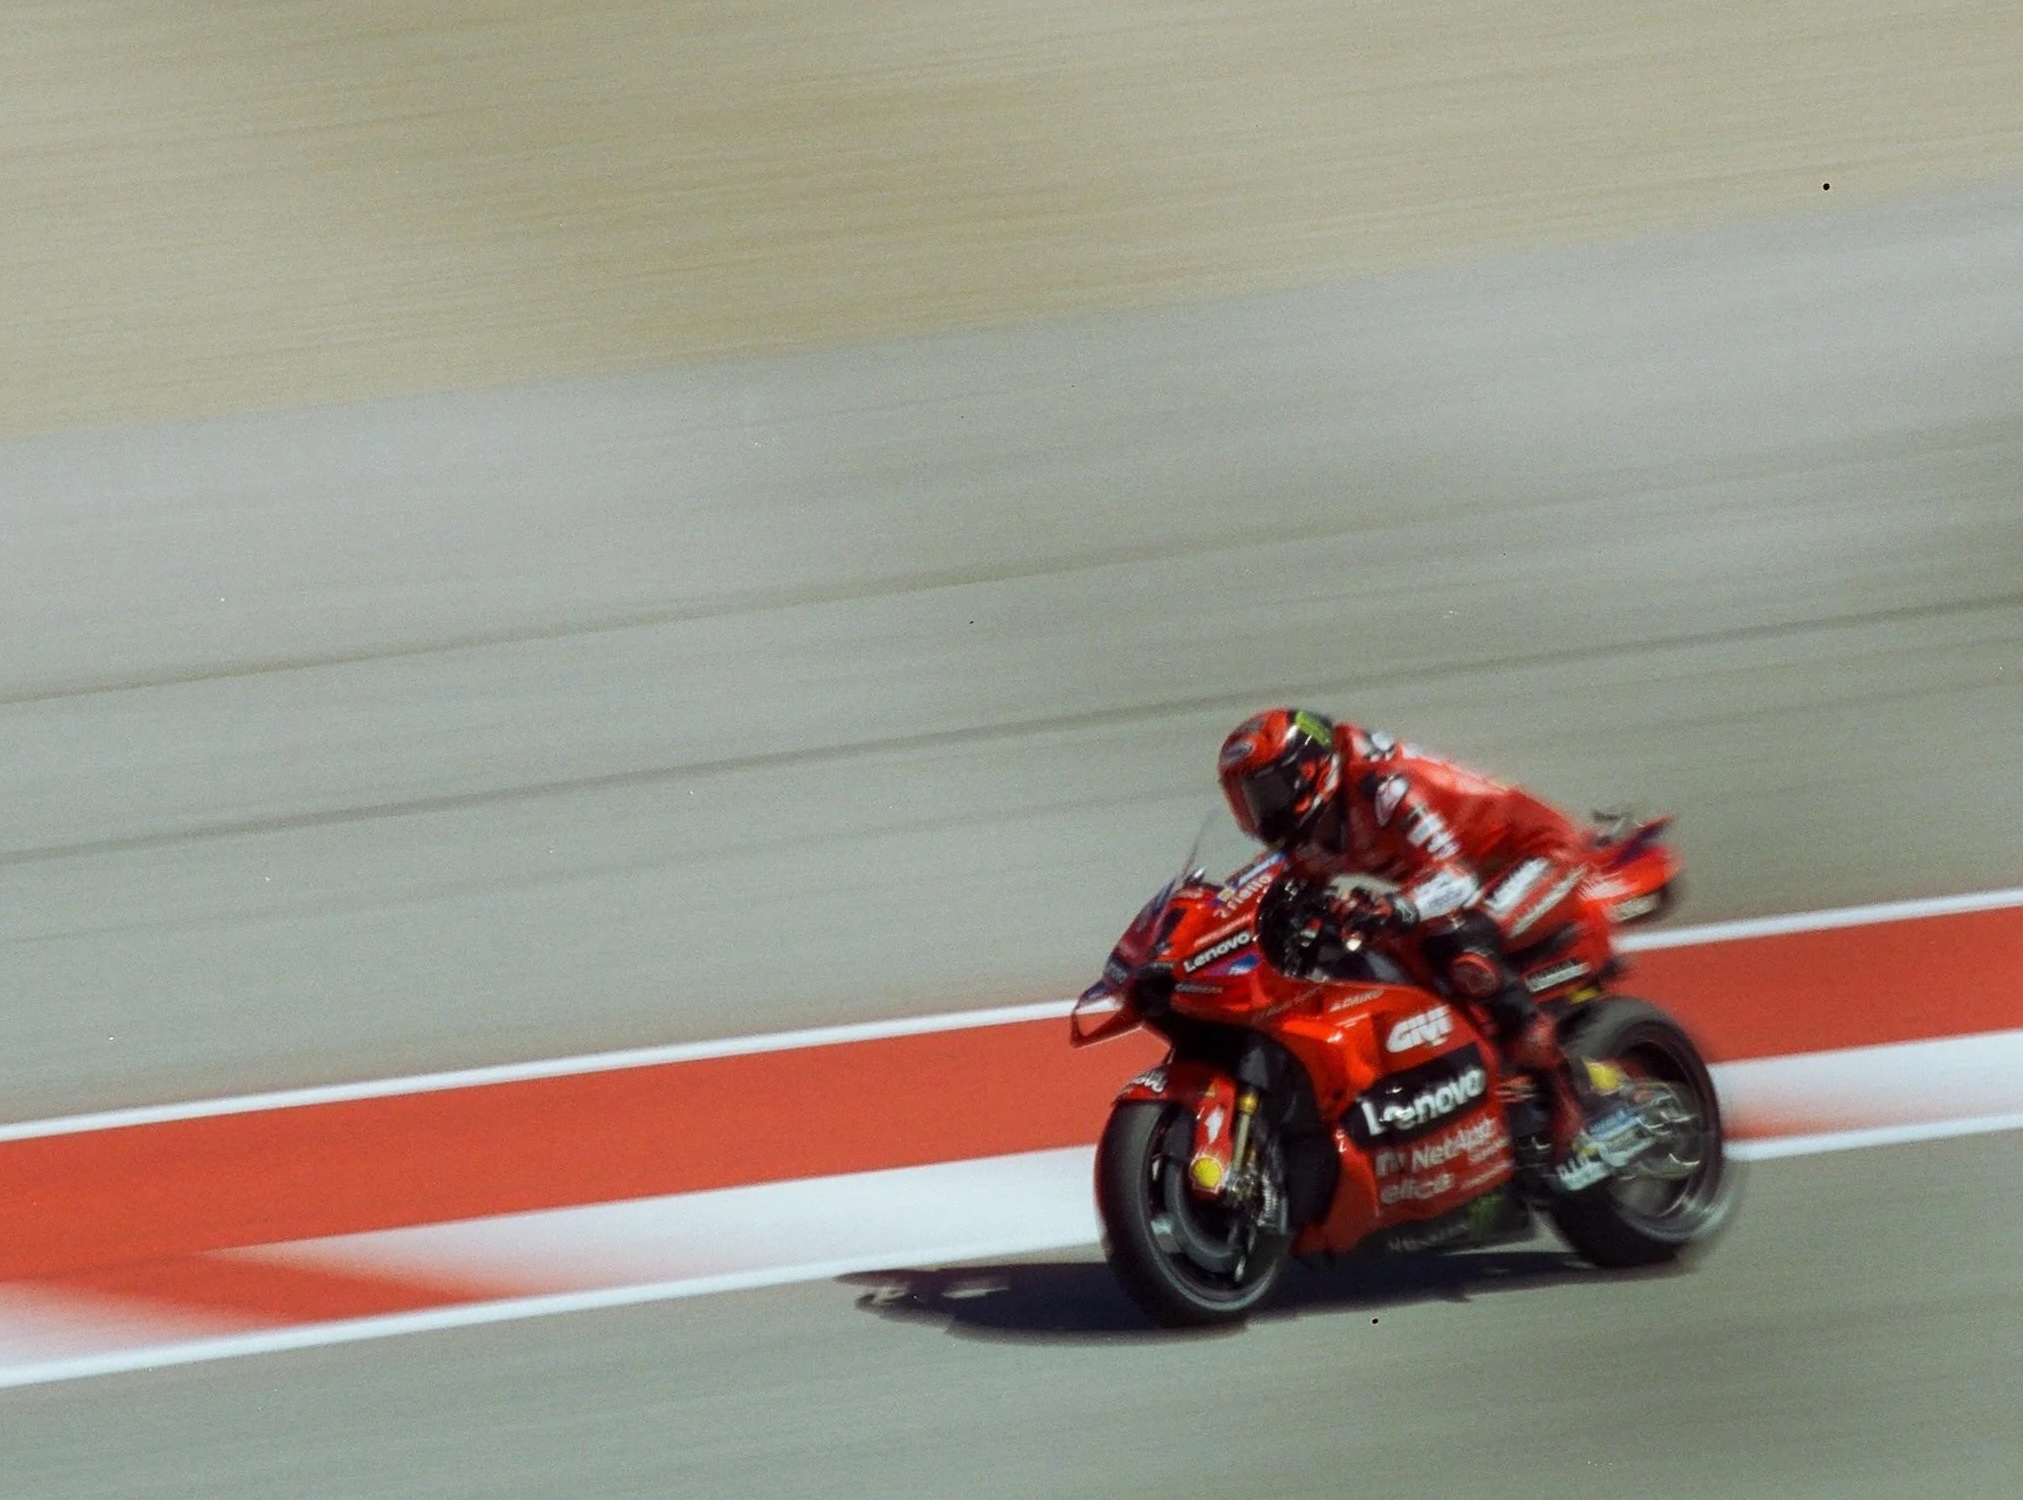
[1547,998,1738,1268]
[1095,1101,1291,1328]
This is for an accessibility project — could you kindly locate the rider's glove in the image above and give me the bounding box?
[1333,888,1419,934]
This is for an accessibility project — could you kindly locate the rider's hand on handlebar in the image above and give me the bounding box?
[1331,887,1418,934]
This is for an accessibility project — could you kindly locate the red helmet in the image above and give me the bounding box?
[1218,708,1342,847]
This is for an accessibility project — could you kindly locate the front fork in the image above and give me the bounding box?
[1117,1061,1269,1205]
[1189,1084,1261,1200]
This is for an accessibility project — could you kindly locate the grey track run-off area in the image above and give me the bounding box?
[2,1135,2018,1498]
[4,182,2021,1119]
[2,11,2021,1494]
[5,2,2020,435]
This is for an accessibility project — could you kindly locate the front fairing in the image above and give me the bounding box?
[1070,879,1184,1045]
[1071,804,1450,1046]
[1072,811,1320,1044]
[1076,810,1538,1254]
[1071,813,1270,1044]
[1157,883,1279,1020]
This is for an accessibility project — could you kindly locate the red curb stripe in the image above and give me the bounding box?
[1,903,2018,1286]
[39,1254,521,1328]
[1626,905,2023,1060]
[0,1023,1159,1282]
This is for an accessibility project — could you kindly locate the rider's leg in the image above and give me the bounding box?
[1418,910,1593,1151]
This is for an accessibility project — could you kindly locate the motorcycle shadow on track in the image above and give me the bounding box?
[840,1240,1682,1346]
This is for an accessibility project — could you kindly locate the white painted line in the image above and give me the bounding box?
[1619,884,2023,952]
[1714,1028,2023,1124]
[0,1234,1099,1392]
[3,882,2019,1143]
[0,998,1079,1143]
[235,1147,1101,1292]
[0,1086,2017,1389]
[1730,1113,2023,1160]
[0,1285,248,1367]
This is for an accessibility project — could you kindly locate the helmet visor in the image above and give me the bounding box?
[1237,762,1307,845]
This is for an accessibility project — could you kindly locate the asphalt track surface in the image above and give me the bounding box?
[6,181,2022,1121]
[3,181,2020,1494]
[5,26,2023,1491]
[8,2,2020,434]
[1,1133,2017,1499]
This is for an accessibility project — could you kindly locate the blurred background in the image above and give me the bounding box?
[3,3,2020,1495]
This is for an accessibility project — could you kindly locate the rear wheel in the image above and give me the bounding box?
[1547,998,1737,1268]
[1095,1101,1291,1327]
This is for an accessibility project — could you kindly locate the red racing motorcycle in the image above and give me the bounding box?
[1070,810,1731,1327]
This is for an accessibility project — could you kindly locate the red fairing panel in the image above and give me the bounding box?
[1114,1057,1231,1107]
[1367,1101,1514,1222]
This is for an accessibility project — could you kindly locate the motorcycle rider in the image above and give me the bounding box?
[1216,706,1626,1176]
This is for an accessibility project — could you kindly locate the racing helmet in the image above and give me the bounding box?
[1218,708,1343,848]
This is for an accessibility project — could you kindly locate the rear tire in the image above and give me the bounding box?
[1095,1101,1290,1328]
[1547,998,1737,1268]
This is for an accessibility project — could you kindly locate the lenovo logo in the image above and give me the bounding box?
[1356,1065,1486,1139]
[1346,1045,1493,1146]
[1181,929,1254,974]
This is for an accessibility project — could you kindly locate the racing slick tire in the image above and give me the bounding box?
[1095,1100,1291,1328]
[1546,997,1737,1268]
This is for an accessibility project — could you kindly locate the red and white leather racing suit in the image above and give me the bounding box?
[1283,724,1602,1136]
[1286,724,1593,946]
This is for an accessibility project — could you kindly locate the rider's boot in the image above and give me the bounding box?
[1427,915,1639,1188]
[1508,1013,1638,1190]
[1504,1014,1582,1137]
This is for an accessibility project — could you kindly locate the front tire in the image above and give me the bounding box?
[1095,1101,1291,1328]
[1547,998,1737,1268]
